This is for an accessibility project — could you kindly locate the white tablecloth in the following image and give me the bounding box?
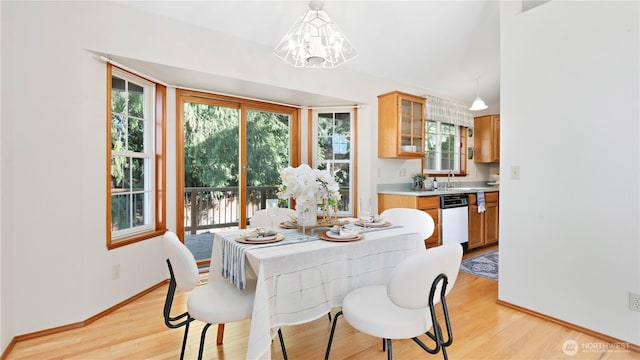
[209,226,425,359]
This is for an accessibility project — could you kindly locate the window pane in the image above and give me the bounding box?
[128,117,144,152]
[246,109,289,186]
[426,152,436,169]
[111,114,126,151]
[318,134,333,160]
[332,134,349,160]
[111,77,126,114]
[111,156,130,189]
[426,120,437,134]
[133,192,148,227]
[426,134,437,151]
[333,162,350,211]
[131,157,146,190]
[128,83,144,118]
[334,113,351,160]
[111,193,130,231]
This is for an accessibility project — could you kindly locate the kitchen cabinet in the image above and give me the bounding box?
[378,91,425,159]
[474,114,500,163]
[468,192,499,249]
[378,194,439,248]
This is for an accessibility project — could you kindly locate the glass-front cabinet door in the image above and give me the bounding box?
[400,98,425,154]
[378,91,425,159]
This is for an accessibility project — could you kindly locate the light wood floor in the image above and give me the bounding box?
[5,247,638,360]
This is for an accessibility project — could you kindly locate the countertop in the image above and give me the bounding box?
[377,182,499,197]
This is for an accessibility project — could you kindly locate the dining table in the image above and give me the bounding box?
[208,220,426,360]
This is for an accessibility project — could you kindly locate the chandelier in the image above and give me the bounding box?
[274,1,357,68]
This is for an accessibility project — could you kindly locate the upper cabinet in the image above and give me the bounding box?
[378,91,425,158]
[474,114,500,163]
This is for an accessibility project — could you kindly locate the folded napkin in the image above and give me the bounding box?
[477,191,486,213]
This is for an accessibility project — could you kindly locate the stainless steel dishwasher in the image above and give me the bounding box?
[439,193,469,250]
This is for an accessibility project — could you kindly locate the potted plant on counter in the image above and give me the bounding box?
[411,172,428,190]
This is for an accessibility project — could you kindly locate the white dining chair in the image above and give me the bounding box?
[249,207,297,228]
[162,231,288,359]
[324,243,463,360]
[380,207,435,240]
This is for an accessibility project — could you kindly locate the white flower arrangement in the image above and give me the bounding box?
[277,164,341,210]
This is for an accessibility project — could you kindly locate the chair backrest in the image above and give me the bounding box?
[163,231,200,291]
[387,243,463,310]
[380,207,435,240]
[249,208,297,228]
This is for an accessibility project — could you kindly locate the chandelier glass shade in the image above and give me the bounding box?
[274,1,357,68]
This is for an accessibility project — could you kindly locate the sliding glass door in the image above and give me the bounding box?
[176,90,298,266]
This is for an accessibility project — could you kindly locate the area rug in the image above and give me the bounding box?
[460,249,499,281]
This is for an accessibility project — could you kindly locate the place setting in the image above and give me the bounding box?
[235,228,284,244]
[354,214,391,228]
[318,224,364,242]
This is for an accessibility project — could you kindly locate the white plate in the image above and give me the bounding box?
[355,220,390,228]
[326,229,360,239]
[245,235,277,242]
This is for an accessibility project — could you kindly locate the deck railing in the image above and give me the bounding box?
[184,186,280,234]
[184,186,351,234]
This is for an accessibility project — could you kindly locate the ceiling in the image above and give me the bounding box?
[116,1,500,109]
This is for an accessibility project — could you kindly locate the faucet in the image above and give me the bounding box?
[447,170,455,190]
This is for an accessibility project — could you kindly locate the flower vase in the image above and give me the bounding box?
[296,204,318,227]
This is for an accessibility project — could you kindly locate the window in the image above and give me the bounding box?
[312,109,356,215]
[107,65,166,248]
[425,121,461,173]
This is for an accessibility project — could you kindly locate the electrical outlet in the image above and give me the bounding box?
[630,292,640,312]
[112,264,121,280]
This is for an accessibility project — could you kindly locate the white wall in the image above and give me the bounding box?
[499,1,639,345]
[0,0,15,351]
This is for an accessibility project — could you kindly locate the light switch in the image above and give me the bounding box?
[510,165,520,180]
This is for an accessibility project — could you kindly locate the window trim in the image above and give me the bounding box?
[310,107,358,216]
[106,64,166,249]
[424,121,468,176]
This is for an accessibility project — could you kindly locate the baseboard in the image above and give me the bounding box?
[496,299,640,353]
[1,279,168,358]
[0,337,17,360]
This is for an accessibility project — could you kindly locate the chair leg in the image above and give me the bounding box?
[386,338,393,360]
[278,328,288,360]
[197,323,212,360]
[216,323,225,345]
[324,310,343,360]
[382,338,386,351]
[180,321,190,360]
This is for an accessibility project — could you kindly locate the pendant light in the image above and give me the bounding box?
[469,78,488,111]
[274,1,357,68]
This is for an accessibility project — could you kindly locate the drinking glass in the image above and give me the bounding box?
[299,207,310,240]
[358,196,372,230]
[266,199,279,232]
